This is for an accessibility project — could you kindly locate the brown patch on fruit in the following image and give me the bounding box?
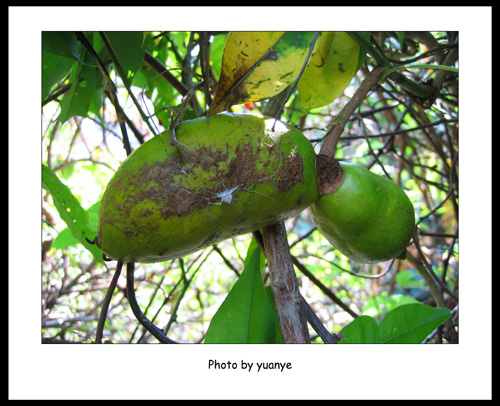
[273,149,304,192]
[121,138,305,221]
[315,154,344,195]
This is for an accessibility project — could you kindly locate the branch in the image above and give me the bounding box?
[94,261,122,343]
[291,255,359,319]
[168,81,218,166]
[347,32,433,100]
[320,65,387,157]
[99,32,159,139]
[143,50,203,116]
[261,223,310,343]
[144,50,188,95]
[303,298,343,344]
[126,263,179,344]
[75,32,132,156]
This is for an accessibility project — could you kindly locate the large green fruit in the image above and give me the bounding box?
[98,112,319,263]
[310,161,415,263]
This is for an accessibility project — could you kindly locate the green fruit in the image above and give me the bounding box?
[310,161,415,263]
[98,112,319,263]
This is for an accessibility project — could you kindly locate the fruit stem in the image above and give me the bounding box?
[315,154,345,195]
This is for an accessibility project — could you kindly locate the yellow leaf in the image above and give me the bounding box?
[208,32,315,116]
[298,32,360,114]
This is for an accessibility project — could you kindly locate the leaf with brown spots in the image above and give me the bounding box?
[298,32,363,114]
[207,32,315,116]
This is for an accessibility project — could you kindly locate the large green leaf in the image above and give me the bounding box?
[42,164,103,263]
[209,33,227,80]
[378,303,452,344]
[204,245,276,343]
[42,32,105,106]
[42,51,75,101]
[42,32,82,62]
[102,31,145,80]
[57,62,97,123]
[339,303,451,344]
[207,31,315,116]
[339,315,380,344]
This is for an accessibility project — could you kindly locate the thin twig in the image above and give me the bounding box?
[411,229,458,302]
[75,32,132,156]
[164,255,206,335]
[143,50,203,116]
[303,298,343,344]
[94,261,123,343]
[126,263,179,344]
[168,81,218,166]
[347,32,433,100]
[99,32,158,139]
[291,255,359,319]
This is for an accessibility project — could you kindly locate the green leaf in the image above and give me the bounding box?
[264,286,283,344]
[395,32,405,49]
[339,303,451,344]
[42,51,75,101]
[102,31,145,80]
[378,303,451,344]
[339,315,380,343]
[362,292,420,318]
[244,237,267,270]
[298,32,361,114]
[207,31,315,116]
[42,32,81,61]
[209,33,227,80]
[42,164,103,263]
[204,245,276,343]
[354,31,371,72]
[53,200,101,250]
[57,63,97,123]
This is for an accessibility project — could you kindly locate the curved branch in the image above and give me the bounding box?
[126,263,179,344]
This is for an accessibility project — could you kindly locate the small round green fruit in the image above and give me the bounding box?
[310,161,415,263]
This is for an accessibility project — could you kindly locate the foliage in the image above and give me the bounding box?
[339,303,451,344]
[42,31,458,344]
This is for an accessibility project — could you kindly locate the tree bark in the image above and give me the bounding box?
[262,223,310,343]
